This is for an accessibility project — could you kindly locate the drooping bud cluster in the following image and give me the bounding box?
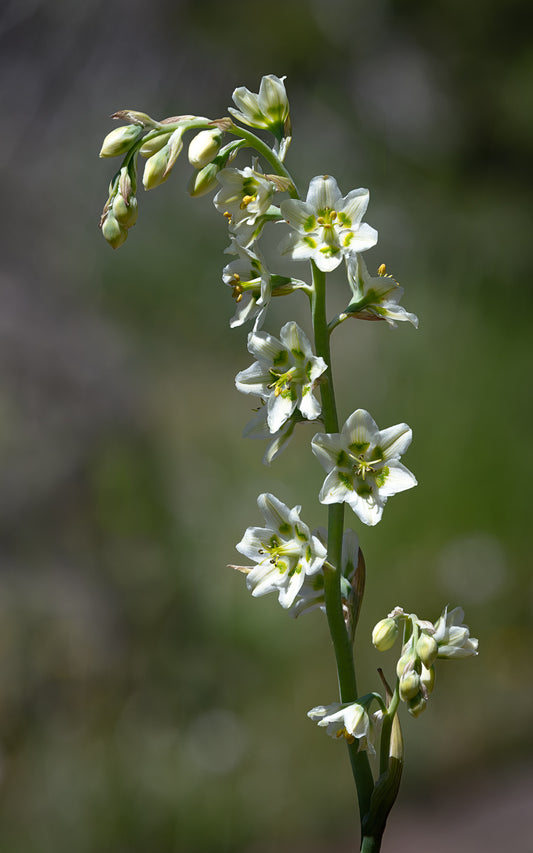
[372,606,478,717]
[98,111,233,247]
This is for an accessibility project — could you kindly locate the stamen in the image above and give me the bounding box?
[378,263,386,276]
[240,193,256,209]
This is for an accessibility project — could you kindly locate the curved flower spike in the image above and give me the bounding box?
[312,409,417,526]
[234,493,327,608]
[279,175,378,272]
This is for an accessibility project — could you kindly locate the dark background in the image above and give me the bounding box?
[0,0,531,850]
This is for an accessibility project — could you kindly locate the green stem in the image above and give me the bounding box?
[310,261,376,838]
[360,836,381,853]
[228,124,300,197]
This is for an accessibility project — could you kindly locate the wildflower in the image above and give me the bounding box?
[229,74,290,141]
[214,165,276,244]
[341,254,418,328]
[223,239,272,331]
[307,702,381,753]
[433,606,479,658]
[234,493,327,608]
[235,322,327,433]
[312,409,416,526]
[279,175,377,272]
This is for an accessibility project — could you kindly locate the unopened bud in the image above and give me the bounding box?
[112,194,138,227]
[399,671,420,701]
[188,128,222,169]
[142,145,171,190]
[396,649,413,679]
[416,634,438,668]
[139,132,172,158]
[187,162,220,197]
[101,213,128,249]
[407,693,427,718]
[420,664,435,696]
[372,618,399,652]
[100,125,142,158]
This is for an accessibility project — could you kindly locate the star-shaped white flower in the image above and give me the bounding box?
[235,321,327,433]
[234,493,327,608]
[342,254,419,328]
[307,702,382,753]
[279,175,378,272]
[312,409,417,526]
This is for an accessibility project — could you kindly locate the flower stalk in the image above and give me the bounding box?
[96,73,479,853]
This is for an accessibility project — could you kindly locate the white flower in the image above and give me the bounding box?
[235,493,327,608]
[223,239,272,330]
[242,405,297,465]
[279,175,378,272]
[214,165,276,244]
[229,74,290,140]
[307,702,381,753]
[235,321,327,433]
[343,254,419,328]
[433,606,479,658]
[288,528,359,620]
[312,409,417,526]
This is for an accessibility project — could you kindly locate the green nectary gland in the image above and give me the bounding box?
[335,444,389,493]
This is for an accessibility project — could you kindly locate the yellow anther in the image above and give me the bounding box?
[240,193,256,209]
[317,216,325,225]
[224,211,232,220]
[378,263,387,276]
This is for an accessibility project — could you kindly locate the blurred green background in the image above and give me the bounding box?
[0,0,532,850]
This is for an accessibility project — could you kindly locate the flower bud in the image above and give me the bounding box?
[112,194,138,228]
[139,132,172,158]
[99,125,142,158]
[396,648,413,679]
[187,162,220,197]
[420,664,435,696]
[416,634,438,668]
[372,617,399,652]
[399,670,420,701]
[101,213,128,249]
[188,129,223,169]
[142,145,171,190]
[407,693,427,718]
